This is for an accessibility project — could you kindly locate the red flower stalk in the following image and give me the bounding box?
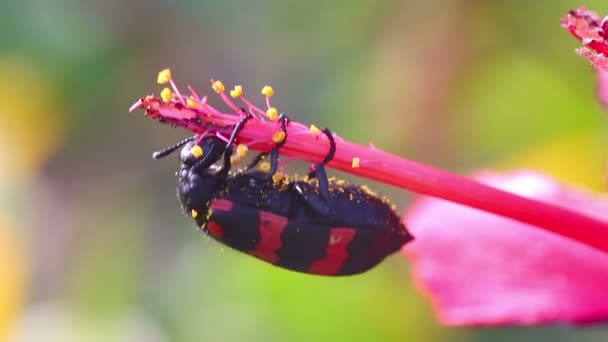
[130,69,608,255]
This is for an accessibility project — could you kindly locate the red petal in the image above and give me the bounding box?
[563,7,608,71]
[403,171,608,326]
[562,7,608,54]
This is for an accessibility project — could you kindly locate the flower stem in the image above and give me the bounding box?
[134,93,608,253]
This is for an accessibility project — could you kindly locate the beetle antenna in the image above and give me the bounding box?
[152,136,197,159]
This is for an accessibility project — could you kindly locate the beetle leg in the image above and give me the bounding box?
[217,145,234,178]
[225,113,253,150]
[268,114,290,175]
[250,114,289,179]
[307,128,336,207]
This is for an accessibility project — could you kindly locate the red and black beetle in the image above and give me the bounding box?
[153,116,413,275]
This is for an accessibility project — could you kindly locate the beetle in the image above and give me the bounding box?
[153,115,414,275]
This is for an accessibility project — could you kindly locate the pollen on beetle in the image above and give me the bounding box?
[352,157,361,168]
[157,68,172,84]
[259,162,271,173]
[230,155,243,165]
[236,144,248,157]
[191,209,199,218]
[160,87,173,103]
[186,97,199,107]
[272,131,286,144]
[212,80,225,93]
[309,124,321,134]
[230,85,243,98]
[261,85,274,98]
[360,185,377,197]
[190,145,204,158]
[266,107,279,121]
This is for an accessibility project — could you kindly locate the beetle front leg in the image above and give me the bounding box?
[252,114,289,179]
[307,128,336,208]
[225,113,253,150]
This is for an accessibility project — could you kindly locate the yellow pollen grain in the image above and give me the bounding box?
[352,157,361,168]
[190,145,204,158]
[230,85,243,98]
[261,85,274,97]
[309,124,321,134]
[272,173,282,183]
[160,87,173,103]
[259,162,271,173]
[212,80,225,93]
[266,107,279,121]
[186,97,199,107]
[191,209,199,218]
[236,144,248,157]
[157,68,172,84]
[272,131,286,143]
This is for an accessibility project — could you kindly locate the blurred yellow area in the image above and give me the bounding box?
[0,215,27,341]
[499,131,607,190]
[0,56,63,184]
[0,56,59,339]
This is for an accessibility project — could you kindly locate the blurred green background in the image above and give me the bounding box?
[1,0,607,341]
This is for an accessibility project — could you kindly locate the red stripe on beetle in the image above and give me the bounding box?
[249,211,288,263]
[207,221,224,238]
[210,199,234,212]
[308,227,357,275]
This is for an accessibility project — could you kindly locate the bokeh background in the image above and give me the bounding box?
[1,0,608,341]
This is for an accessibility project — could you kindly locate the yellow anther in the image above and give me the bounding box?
[309,124,321,134]
[160,87,173,103]
[230,85,243,98]
[352,157,361,168]
[261,85,274,97]
[272,172,282,183]
[186,97,199,107]
[272,131,286,144]
[212,80,225,93]
[259,162,271,173]
[236,144,248,157]
[191,209,199,218]
[266,107,279,121]
[190,145,204,158]
[157,68,172,84]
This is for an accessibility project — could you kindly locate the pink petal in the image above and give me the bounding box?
[596,66,608,107]
[403,171,608,326]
